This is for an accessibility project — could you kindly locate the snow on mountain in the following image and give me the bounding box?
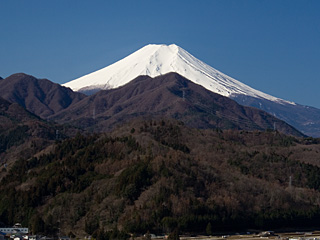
[63,44,294,105]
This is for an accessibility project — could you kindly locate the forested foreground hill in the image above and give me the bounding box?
[1,119,320,238]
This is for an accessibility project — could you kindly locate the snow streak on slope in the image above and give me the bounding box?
[63,44,294,105]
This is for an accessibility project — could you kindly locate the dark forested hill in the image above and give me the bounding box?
[1,119,320,238]
[51,73,303,137]
[0,73,303,137]
[0,73,86,119]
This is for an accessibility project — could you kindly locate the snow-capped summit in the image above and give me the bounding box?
[63,44,294,105]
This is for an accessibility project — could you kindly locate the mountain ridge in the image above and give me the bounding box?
[54,72,304,137]
[0,73,87,119]
[0,72,303,137]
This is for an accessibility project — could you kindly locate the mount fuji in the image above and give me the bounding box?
[63,44,320,137]
[63,44,292,105]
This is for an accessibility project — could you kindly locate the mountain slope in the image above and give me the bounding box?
[54,73,303,137]
[231,95,320,137]
[0,73,87,119]
[62,44,320,137]
[0,97,56,172]
[0,95,83,182]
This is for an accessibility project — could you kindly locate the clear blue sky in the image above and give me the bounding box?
[1,0,319,108]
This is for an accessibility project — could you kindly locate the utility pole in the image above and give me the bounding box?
[289,175,292,188]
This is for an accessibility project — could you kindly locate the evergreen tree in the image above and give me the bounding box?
[30,215,45,234]
[206,222,212,235]
[167,228,180,240]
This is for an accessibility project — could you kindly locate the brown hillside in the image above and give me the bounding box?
[51,73,303,137]
[0,97,78,177]
[0,73,86,119]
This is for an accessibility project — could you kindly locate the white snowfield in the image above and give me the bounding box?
[63,44,294,105]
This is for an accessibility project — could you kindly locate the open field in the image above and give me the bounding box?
[183,231,320,240]
[141,231,320,240]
